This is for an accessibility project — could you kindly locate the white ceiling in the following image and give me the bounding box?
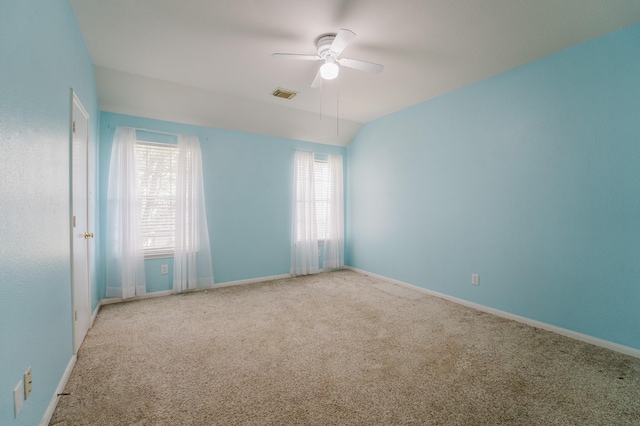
[71,0,640,146]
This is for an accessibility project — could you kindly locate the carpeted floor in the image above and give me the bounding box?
[50,270,640,425]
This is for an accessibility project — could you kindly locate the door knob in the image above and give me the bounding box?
[84,232,94,239]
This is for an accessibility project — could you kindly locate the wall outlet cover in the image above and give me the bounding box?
[472,274,479,285]
[161,264,169,275]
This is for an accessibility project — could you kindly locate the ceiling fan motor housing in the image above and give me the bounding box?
[315,34,337,58]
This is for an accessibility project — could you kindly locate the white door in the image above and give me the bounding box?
[71,92,92,354]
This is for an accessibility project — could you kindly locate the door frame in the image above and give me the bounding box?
[70,90,92,354]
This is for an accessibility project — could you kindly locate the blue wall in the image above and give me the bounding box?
[98,113,346,297]
[347,23,640,350]
[0,1,99,424]
[3,4,637,424]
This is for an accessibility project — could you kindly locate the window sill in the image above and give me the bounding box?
[144,252,174,260]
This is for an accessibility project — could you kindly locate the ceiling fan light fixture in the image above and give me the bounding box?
[320,61,339,80]
[271,29,383,88]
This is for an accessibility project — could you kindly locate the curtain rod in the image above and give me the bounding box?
[107,125,209,141]
[292,149,334,155]
[134,127,179,137]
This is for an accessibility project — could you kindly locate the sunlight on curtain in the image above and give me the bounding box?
[322,154,344,269]
[173,135,214,291]
[106,127,146,299]
[291,151,320,276]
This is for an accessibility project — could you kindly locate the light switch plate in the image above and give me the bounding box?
[14,381,24,418]
[24,367,32,400]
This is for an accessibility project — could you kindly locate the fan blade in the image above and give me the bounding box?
[310,68,322,88]
[271,53,321,61]
[338,57,384,74]
[329,28,356,55]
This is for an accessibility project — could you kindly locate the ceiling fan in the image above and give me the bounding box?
[271,28,384,88]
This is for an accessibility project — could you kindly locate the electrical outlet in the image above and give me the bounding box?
[24,367,32,400]
[161,264,169,275]
[472,274,479,285]
[14,381,24,418]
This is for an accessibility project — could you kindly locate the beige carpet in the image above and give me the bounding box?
[51,270,640,425]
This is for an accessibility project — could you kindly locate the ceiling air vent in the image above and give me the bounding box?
[272,88,298,100]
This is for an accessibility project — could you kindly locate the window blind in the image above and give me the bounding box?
[294,157,332,242]
[314,159,331,241]
[135,142,178,256]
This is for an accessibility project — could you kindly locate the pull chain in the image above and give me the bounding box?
[336,76,340,137]
[320,77,323,121]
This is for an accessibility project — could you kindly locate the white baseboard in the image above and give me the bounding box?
[99,274,292,305]
[347,266,640,359]
[100,289,174,305]
[214,273,291,288]
[90,303,100,326]
[40,355,77,426]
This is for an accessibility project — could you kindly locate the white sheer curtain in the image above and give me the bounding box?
[322,154,344,269]
[291,151,319,276]
[106,127,146,299]
[173,135,214,291]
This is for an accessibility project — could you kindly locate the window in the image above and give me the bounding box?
[293,154,334,243]
[135,142,178,257]
[291,151,344,275]
[314,158,331,241]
